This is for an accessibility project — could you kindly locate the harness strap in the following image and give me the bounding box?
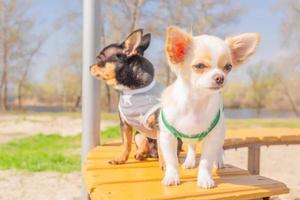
[161,107,222,140]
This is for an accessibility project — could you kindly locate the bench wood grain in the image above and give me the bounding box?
[83,144,289,200]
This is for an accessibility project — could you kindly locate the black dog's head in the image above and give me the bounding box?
[90,29,154,91]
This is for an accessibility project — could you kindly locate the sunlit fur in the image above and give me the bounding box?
[160,26,260,188]
[90,29,172,168]
[90,62,117,86]
[165,26,192,69]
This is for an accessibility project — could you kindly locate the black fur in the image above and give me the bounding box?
[95,31,153,91]
[115,55,154,89]
[136,33,151,55]
[92,29,183,161]
[96,44,123,67]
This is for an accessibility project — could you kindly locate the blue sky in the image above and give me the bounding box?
[226,0,283,59]
[218,0,284,81]
[30,0,81,81]
[30,0,284,82]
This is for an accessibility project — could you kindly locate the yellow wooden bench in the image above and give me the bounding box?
[83,143,289,200]
[225,128,300,174]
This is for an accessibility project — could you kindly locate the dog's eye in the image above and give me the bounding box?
[193,63,206,69]
[224,63,232,72]
[97,62,105,67]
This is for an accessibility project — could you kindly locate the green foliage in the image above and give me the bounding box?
[0,127,121,172]
[1,118,298,173]
[223,82,247,108]
[101,126,120,141]
[247,63,280,116]
[39,65,81,105]
[0,134,81,172]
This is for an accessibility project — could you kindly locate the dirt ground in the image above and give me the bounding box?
[0,113,117,143]
[0,146,299,200]
[0,170,81,200]
[0,114,115,200]
[226,145,300,200]
[0,114,299,200]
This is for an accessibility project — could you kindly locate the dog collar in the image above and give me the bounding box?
[121,80,156,95]
[160,107,222,140]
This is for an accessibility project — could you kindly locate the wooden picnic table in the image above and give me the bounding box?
[83,142,289,200]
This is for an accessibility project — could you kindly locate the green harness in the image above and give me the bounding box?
[160,107,222,140]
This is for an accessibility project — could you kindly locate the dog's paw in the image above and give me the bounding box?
[213,158,225,169]
[134,152,147,161]
[197,169,215,189]
[182,157,196,169]
[108,159,126,165]
[162,168,180,186]
[108,156,128,165]
[162,174,180,186]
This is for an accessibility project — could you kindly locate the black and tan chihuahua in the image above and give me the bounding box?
[90,29,182,168]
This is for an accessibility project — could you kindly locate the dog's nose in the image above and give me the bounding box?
[214,74,224,85]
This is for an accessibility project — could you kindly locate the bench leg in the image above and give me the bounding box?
[248,144,260,175]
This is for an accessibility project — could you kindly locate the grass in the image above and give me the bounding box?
[0,127,121,172]
[101,126,121,141]
[0,118,299,173]
[0,134,81,172]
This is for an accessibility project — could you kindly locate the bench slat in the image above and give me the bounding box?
[83,145,289,200]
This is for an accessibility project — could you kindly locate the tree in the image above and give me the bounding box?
[154,0,243,85]
[223,82,248,108]
[0,0,46,110]
[15,36,49,109]
[98,0,154,111]
[247,64,278,117]
[274,0,300,117]
[38,0,244,112]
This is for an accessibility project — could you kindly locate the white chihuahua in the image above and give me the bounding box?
[159,26,260,189]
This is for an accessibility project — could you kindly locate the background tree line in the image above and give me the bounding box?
[0,0,299,117]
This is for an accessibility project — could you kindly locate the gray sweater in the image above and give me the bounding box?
[118,80,164,139]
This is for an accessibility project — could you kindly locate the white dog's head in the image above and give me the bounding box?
[165,26,260,92]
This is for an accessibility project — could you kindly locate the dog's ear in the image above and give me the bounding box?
[122,29,143,56]
[165,26,192,64]
[225,33,260,67]
[136,33,151,55]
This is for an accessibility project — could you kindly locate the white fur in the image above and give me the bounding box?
[182,144,197,169]
[159,92,225,188]
[160,34,229,189]
[190,35,229,90]
[160,29,259,189]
